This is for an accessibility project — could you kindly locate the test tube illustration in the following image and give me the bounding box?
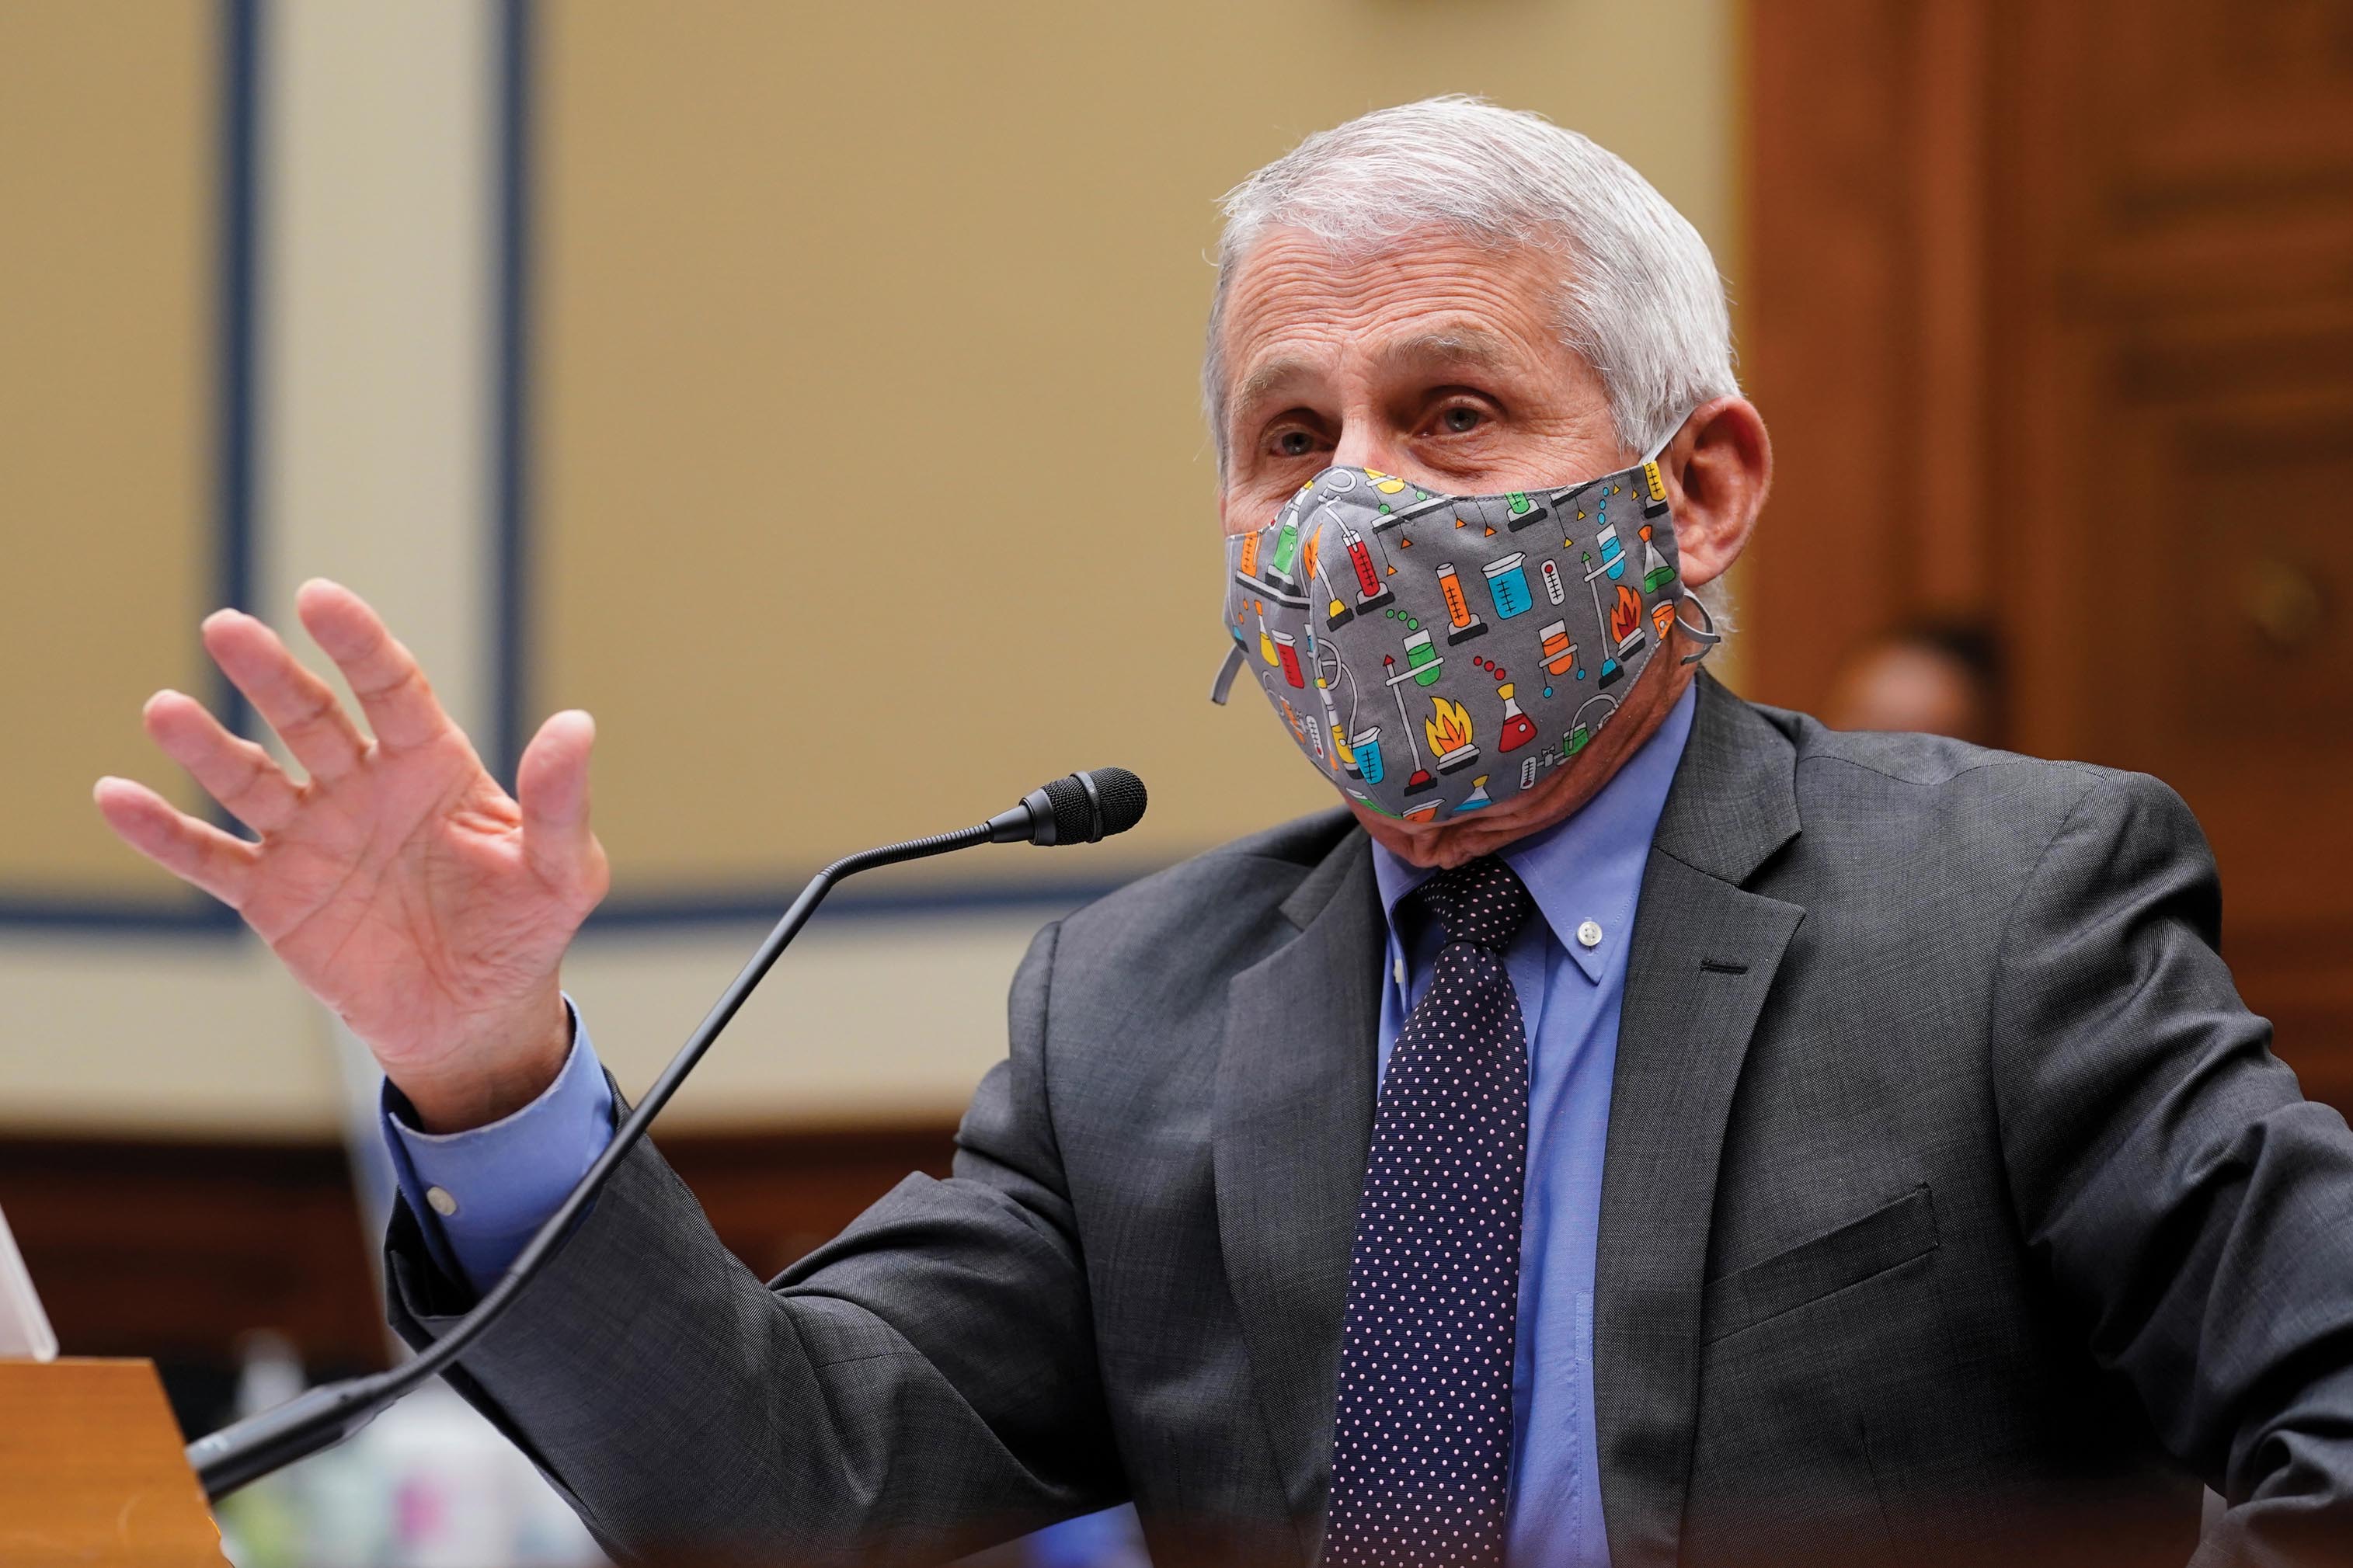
[1483,553,1534,620]
[1381,655,1439,795]
[1435,561,1489,644]
[1237,529,1262,582]
[1266,505,1305,592]
[1402,628,1443,687]
[1340,513,1398,610]
[1594,523,1627,582]
[1540,620,1582,681]
[1540,558,1566,606]
[1641,458,1670,518]
[1352,725,1385,784]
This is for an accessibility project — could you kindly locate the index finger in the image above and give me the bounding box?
[294,579,453,752]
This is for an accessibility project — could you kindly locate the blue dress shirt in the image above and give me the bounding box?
[1367,679,1693,1567]
[384,683,1697,1565]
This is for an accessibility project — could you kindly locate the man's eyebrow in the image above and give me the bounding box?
[1230,355,1316,421]
[1373,329,1518,374]
[1227,329,1521,429]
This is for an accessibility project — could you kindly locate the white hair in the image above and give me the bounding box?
[1205,95,1738,473]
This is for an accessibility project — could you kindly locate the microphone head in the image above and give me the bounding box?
[1017,767,1148,846]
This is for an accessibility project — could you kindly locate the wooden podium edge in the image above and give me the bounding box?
[0,1358,226,1566]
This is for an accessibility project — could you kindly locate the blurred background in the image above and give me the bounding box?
[1,1,2345,1563]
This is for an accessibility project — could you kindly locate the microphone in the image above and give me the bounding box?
[987,767,1148,846]
[186,768,1148,1500]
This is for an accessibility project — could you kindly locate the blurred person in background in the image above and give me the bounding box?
[1819,618,2007,748]
[93,99,2353,1566]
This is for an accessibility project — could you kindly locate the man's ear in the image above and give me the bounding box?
[1662,395,1771,589]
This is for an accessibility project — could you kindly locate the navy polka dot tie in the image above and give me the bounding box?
[1327,855,1534,1568]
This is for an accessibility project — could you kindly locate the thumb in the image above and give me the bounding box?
[516,709,606,900]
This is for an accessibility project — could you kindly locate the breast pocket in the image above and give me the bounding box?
[1700,1184,1939,1345]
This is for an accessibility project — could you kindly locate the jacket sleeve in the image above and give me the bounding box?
[385,919,1124,1564]
[1988,771,2353,1566]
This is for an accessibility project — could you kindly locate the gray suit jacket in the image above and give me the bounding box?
[388,675,2353,1566]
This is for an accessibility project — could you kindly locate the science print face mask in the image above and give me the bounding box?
[1213,443,1717,824]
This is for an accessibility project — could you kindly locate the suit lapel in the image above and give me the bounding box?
[1594,675,1808,1568]
[1213,829,1384,1555]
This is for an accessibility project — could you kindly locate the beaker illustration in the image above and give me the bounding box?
[1483,554,1534,620]
[1496,683,1537,753]
[1238,530,1262,582]
[1540,621,1581,680]
[1272,630,1305,689]
[1352,726,1384,784]
[1638,524,1676,593]
[1565,722,1593,756]
[1458,775,1493,812]
[1504,492,1548,533]
[1436,562,1489,644]
[1541,558,1566,606]
[1255,601,1279,667]
[1594,523,1627,582]
[1402,798,1442,824]
[1402,629,1444,687]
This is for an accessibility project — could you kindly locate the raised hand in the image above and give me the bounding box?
[93,580,609,1132]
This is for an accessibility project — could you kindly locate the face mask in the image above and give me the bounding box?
[1212,441,1717,823]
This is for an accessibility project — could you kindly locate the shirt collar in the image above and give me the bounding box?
[1370,677,1697,982]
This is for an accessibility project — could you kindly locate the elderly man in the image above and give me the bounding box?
[96,99,2353,1566]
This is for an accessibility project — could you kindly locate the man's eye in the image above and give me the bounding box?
[1274,429,1317,457]
[1439,405,1485,434]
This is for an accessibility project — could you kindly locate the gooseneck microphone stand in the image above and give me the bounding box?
[186,767,1147,1500]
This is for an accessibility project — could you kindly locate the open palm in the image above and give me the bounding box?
[94,580,608,1129]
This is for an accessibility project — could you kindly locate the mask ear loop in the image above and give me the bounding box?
[1675,591,1722,666]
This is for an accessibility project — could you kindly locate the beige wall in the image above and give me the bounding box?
[1,0,1737,1135]
[0,0,218,906]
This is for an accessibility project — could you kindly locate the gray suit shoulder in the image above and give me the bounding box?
[1757,701,2176,823]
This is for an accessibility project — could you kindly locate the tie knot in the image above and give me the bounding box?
[1416,856,1533,954]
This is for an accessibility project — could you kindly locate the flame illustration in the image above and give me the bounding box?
[1301,527,1320,581]
[1611,582,1642,644]
[1427,697,1474,754]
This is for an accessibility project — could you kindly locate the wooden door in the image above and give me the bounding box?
[1746,0,2353,1106]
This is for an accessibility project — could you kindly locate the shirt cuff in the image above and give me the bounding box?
[379,997,616,1295]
